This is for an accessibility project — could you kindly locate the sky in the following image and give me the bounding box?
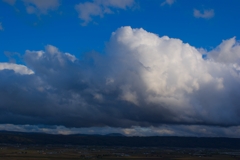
[0,0,240,137]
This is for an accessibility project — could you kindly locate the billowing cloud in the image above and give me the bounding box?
[194,9,215,19]
[75,0,135,26]
[208,37,240,64]
[0,27,240,130]
[161,0,175,6]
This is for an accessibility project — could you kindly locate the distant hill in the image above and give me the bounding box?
[0,130,240,149]
[105,133,125,137]
[70,133,125,137]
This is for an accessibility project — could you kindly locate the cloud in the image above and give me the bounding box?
[22,0,60,15]
[4,51,21,63]
[121,125,240,137]
[75,0,135,26]
[2,0,16,5]
[0,63,34,75]
[208,37,240,64]
[1,124,240,138]
[3,0,60,15]
[161,0,175,6]
[0,27,240,130]
[194,9,215,19]
[0,22,3,31]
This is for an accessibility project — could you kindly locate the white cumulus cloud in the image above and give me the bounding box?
[0,63,34,75]
[0,27,240,130]
[103,27,240,126]
[208,37,240,64]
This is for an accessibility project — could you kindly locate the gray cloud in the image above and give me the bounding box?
[0,27,240,130]
[161,0,175,6]
[2,0,60,15]
[75,0,135,26]
[0,22,3,31]
[22,0,60,15]
[194,9,215,19]
[2,0,16,5]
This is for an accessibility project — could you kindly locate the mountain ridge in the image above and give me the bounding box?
[0,130,239,149]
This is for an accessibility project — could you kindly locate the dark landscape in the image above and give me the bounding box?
[1,131,240,149]
[0,131,240,159]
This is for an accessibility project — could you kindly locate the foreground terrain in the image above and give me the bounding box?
[0,131,240,149]
[0,131,240,159]
[0,144,240,160]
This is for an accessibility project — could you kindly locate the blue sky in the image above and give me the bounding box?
[1,0,240,61]
[1,0,240,137]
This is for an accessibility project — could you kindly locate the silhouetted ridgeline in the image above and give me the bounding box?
[0,131,240,149]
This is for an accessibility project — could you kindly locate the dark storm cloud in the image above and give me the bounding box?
[0,27,240,128]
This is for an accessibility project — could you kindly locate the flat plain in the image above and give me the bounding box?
[0,144,240,160]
